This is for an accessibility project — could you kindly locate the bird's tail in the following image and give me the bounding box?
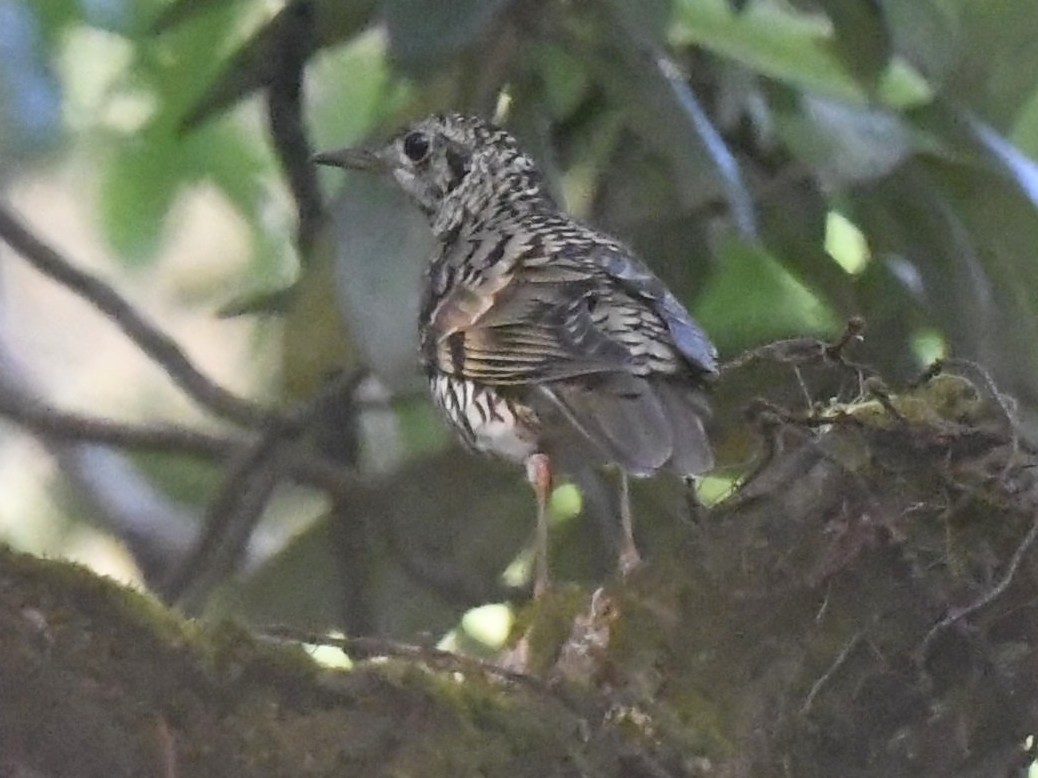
[536,375,711,477]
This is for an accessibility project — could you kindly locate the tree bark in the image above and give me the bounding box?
[2,373,1036,777]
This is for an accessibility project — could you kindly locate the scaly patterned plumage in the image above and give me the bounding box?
[314,114,717,590]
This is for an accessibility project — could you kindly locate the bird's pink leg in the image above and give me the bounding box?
[618,471,642,575]
[525,453,553,597]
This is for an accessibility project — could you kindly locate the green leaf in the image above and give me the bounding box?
[937,0,1038,130]
[308,29,406,154]
[528,42,590,121]
[671,0,930,107]
[149,0,247,33]
[217,286,296,318]
[181,0,378,129]
[383,0,512,75]
[695,235,841,351]
[757,177,859,318]
[99,130,184,260]
[1010,85,1038,159]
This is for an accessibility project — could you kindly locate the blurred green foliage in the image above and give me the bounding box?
[4,0,1038,638]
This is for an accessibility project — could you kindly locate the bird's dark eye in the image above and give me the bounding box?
[402,131,430,162]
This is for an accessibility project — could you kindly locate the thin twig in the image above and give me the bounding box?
[159,434,284,606]
[260,626,564,699]
[160,369,367,604]
[0,383,236,457]
[0,377,356,500]
[917,511,1038,663]
[0,203,273,427]
[934,357,1022,480]
[266,0,323,258]
[179,463,281,611]
[800,630,864,715]
[720,317,873,379]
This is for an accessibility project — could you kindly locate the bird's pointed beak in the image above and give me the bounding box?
[310,146,385,172]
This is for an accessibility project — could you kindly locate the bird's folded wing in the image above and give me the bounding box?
[424,269,635,384]
[589,245,718,376]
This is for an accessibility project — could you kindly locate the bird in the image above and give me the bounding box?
[313,114,717,595]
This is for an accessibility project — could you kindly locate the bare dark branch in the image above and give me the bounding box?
[0,203,272,427]
[266,0,324,257]
[161,437,284,608]
[0,381,235,457]
[917,511,1038,663]
[0,374,355,501]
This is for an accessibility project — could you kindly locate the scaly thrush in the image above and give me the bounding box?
[314,114,717,594]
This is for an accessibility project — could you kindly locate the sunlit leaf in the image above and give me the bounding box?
[695,235,841,351]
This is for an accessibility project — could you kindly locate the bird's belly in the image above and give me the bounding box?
[429,374,537,462]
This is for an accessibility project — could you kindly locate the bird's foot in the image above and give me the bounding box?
[618,543,643,578]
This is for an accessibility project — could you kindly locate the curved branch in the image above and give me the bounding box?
[0,203,272,427]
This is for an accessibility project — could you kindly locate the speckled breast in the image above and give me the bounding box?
[428,373,538,463]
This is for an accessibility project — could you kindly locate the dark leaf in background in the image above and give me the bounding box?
[881,0,960,88]
[817,0,892,90]
[383,0,513,75]
[207,452,533,638]
[850,163,997,368]
[756,175,858,318]
[324,175,433,393]
[600,0,674,46]
[599,0,757,237]
[772,91,919,188]
[936,0,1038,129]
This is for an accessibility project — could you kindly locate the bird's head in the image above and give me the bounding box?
[313,114,548,237]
